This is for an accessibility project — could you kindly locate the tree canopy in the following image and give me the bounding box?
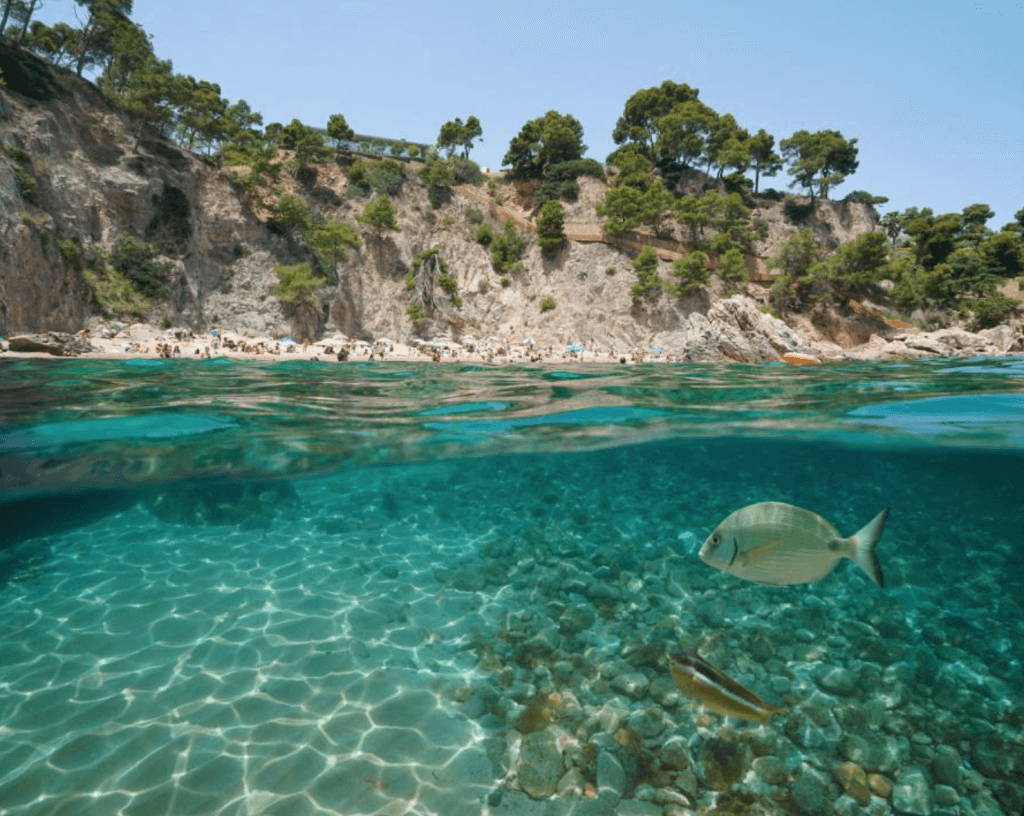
[611,80,702,168]
[780,129,859,200]
[503,111,586,179]
[436,116,482,159]
[326,113,355,152]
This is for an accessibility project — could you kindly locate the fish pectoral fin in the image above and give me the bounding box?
[739,539,786,567]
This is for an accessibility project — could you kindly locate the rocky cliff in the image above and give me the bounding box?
[2,43,1020,361]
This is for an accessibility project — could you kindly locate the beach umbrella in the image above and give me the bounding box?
[652,347,665,354]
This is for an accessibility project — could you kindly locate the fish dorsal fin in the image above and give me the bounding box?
[739,539,786,567]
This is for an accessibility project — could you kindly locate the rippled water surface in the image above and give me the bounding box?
[1,357,1022,815]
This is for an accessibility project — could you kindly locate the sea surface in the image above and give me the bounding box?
[0,356,1022,816]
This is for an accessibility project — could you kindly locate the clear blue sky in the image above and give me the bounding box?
[36,0,1024,228]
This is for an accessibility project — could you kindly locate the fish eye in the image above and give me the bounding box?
[710,533,720,547]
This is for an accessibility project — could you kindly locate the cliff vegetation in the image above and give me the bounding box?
[1,3,1022,358]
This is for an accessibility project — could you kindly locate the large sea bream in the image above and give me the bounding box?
[699,502,888,587]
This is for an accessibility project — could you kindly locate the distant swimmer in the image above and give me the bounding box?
[670,651,785,724]
[700,502,887,587]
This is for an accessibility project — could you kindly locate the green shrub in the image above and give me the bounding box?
[466,208,484,224]
[370,158,406,195]
[970,293,1019,329]
[57,238,82,268]
[490,220,524,275]
[718,247,749,283]
[630,246,663,301]
[15,169,37,203]
[357,196,401,234]
[407,302,426,322]
[475,222,494,246]
[783,197,814,224]
[272,262,325,306]
[345,158,372,196]
[437,273,458,297]
[449,156,484,185]
[540,296,556,312]
[268,194,313,236]
[83,266,151,318]
[536,200,566,257]
[106,235,174,298]
[4,143,31,163]
[671,251,710,294]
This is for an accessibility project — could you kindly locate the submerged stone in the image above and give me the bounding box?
[893,766,933,816]
[833,761,871,806]
[791,764,831,816]
[517,730,563,799]
[701,733,752,791]
[596,749,626,806]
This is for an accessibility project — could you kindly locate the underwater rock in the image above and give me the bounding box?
[557,767,585,797]
[868,772,893,798]
[660,736,691,771]
[790,764,832,816]
[892,766,933,815]
[596,749,626,806]
[832,762,871,806]
[933,785,959,808]
[752,755,787,785]
[516,729,564,799]
[654,787,691,807]
[610,672,650,700]
[970,792,1008,816]
[818,667,856,696]
[615,800,662,816]
[971,734,1024,780]
[647,674,681,707]
[586,582,622,607]
[623,642,667,670]
[701,733,752,791]
[518,627,561,664]
[559,604,596,635]
[784,713,825,750]
[625,706,666,739]
[592,700,628,735]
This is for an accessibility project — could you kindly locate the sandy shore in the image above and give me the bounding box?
[0,326,674,365]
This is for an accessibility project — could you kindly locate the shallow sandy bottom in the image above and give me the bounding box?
[0,474,508,816]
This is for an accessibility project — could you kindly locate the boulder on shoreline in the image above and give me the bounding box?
[7,332,96,356]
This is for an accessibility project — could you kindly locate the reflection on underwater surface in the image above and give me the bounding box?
[0,357,1022,815]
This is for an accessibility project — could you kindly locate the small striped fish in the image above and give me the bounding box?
[670,651,785,724]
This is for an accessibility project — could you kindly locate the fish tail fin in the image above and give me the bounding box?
[850,508,888,588]
[759,704,787,724]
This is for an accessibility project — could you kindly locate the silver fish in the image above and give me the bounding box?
[700,502,887,587]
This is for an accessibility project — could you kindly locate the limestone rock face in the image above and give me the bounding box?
[2,42,1019,359]
[0,43,287,337]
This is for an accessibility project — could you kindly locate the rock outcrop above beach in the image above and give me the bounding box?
[1,40,1020,362]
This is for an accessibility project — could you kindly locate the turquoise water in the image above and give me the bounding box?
[1,357,1022,815]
